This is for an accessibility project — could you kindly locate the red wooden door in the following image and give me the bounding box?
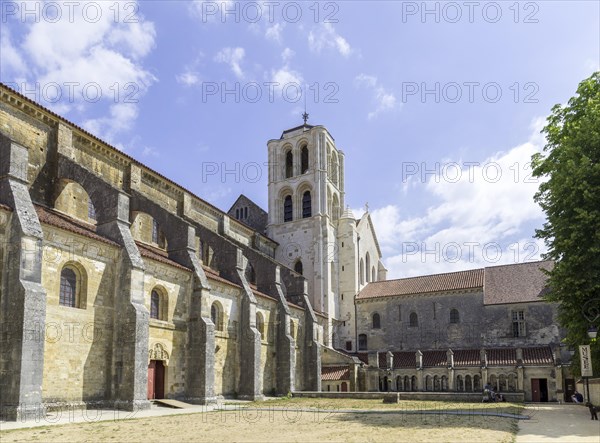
[155,361,165,399]
[147,360,156,400]
[531,379,540,402]
[341,382,348,392]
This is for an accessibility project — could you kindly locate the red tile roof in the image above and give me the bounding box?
[487,348,517,366]
[523,347,554,366]
[453,349,481,367]
[356,269,484,300]
[355,353,369,364]
[393,352,415,369]
[422,350,447,367]
[483,261,553,305]
[321,366,350,381]
[35,205,118,246]
[136,242,191,272]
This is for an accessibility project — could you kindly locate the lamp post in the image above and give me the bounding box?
[583,326,597,402]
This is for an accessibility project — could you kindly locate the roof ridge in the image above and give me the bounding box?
[368,267,484,284]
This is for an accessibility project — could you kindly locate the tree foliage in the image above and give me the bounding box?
[532,72,600,377]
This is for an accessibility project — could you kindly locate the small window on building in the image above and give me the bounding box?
[512,310,526,337]
[301,146,309,173]
[59,267,77,307]
[244,207,248,219]
[150,289,160,320]
[294,260,303,275]
[285,150,293,178]
[345,341,352,351]
[236,208,240,219]
[211,302,223,331]
[450,308,460,324]
[284,195,293,222]
[152,218,159,244]
[358,333,367,350]
[302,191,312,218]
[409,312,418,327]
[372,313,381,329]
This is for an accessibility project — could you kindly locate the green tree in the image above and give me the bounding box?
[532,72,600,377]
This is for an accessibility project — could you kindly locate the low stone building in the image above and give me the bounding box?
[351,261,573,402]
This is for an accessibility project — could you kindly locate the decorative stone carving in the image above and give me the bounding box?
[148,342,170,365]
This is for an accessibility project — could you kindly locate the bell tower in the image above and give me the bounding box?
[266,117,345,346]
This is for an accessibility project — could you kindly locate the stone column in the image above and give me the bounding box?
[272,267,295,395]
[0,137,47,421]
[301,280,322,392]
[235,251,263,400]
[95,191,151,412]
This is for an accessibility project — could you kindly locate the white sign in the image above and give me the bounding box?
[579,345,594,377]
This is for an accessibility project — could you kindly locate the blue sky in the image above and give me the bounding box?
[1,1,599,278]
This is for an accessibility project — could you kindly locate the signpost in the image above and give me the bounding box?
[579,345,594,401]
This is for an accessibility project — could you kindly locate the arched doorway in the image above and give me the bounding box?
[148,343,169,400]
[341,382,348,392]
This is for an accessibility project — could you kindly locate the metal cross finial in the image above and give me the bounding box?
[302,112,309,124]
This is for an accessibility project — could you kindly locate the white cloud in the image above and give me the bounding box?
[281,48,295,62]
[177,71,200,86]
[265,23,284,43]
[355,74,398,119]
[308,23,352,57]
[364,119,548,278]
[215,47,246,79]
[1,1,156,143]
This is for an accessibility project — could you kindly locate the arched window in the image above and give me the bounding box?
[283,195,293,222]
[404,375,410,391]
[450,308,460,324]
[256,312,265,340]
[285,150,293,178]
[152,218,159,244]
[365,253,371,282]
[425,375,432,391]
[294,260,303,275]
[372,313,381,329]
[465,375,472,392]
[59,267,77,307]
[371,267,376,283]
[456,375,464,391]
[441,375,448,391]
[301,146,309,173]
[409,312,418,327]
[434,375,440,391]
[358,333,367,350]
[150,289,160,320]
[359,258,365,285]
[411,376,417,391]
[211,302,223,331]
[302,191,312,218]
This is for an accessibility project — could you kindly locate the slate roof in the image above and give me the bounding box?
[483,261,553,305]
[393,352,415,369]
[35,205,119,246]
[422,350,447,367]
[357,269,484,300]
[321,366,350,381]
[453,349,481,367]
[487,348,517,366]
[523,347,554,366]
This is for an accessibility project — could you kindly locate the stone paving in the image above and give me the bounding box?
[516,404,600,442]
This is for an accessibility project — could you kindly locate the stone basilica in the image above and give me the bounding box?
[0,83,572,420]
